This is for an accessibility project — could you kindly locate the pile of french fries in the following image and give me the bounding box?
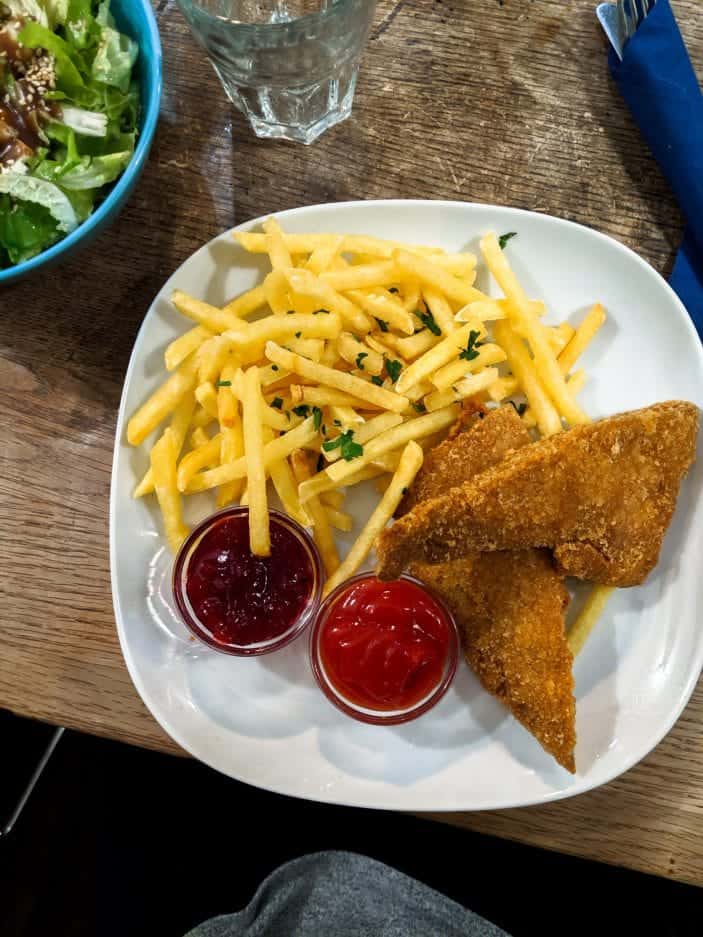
[127,219,609,624]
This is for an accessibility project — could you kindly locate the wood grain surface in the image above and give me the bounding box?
[1,0,702,884]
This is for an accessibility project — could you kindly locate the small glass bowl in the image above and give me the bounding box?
[309,573,460,725]
[173,506,323,656]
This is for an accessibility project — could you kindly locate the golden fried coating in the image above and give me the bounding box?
[411,552,575,772]
[397,405,531,517]
[378,402,700,585]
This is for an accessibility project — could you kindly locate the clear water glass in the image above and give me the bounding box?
[176,0,378,144]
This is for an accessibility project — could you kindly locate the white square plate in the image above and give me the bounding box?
[110,200,703,810]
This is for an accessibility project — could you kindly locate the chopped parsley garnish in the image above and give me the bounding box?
[295,331,302,338]
[371,375,384,386]
[401,487,408,495]
[322,429,364,461]
[412,401,427,413]
[316,454,325,473]
[313,407,323,431]
[292,404,310,418]
[510,400,527,416]
[312,308,330,315]
[287,310,295,314]
[271,364,279,371]
[355,351,368,370]
[388,287,399,294]
[333,419,342,426]
[498,231,517,249]
[418,310,441,336]
[215,380,232,387]
[459,330,483,362]
[374,317,389,333]
[271,397,283,410]
[385,358,402,383]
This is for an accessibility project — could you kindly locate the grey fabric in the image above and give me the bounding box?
[185,850,510,937]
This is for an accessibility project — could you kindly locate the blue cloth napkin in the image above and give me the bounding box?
[608,0,703,335]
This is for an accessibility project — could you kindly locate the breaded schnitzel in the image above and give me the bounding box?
[378,402,699,585]
[398,405,576,771]
[411,552,575,772]
[397,403,531,517]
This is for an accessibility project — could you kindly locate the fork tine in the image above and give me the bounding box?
[617,0,635,39]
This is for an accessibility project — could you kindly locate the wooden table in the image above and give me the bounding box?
[2,0,702,886]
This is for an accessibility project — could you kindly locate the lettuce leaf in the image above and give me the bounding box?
[59,150,131,189]
[18,21,85,94]
[0,194,61,264]
[0,173,78,233]
[91,21,138,93]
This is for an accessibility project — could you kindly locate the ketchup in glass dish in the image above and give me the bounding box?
[173,507,322,655]
[310,574,459,725]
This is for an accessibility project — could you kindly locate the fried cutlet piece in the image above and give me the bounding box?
[397,404,531,517]
[377,402,700,585]
[411,552,575,772]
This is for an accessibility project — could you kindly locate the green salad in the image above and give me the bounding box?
[0,0,139,267]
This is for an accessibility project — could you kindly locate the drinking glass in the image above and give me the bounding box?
[176,0,378,144]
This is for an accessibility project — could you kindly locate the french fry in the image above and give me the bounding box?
[323,411,403,462]
[480,233,589,426]
[223,312,341,359]
[283,268,372,335]
[287,337,324,361]
[217,409,245,508]
[127,354,199,446]
[346,289,415,335]
[547,322,576,355]
[291,449,339,576]
[394,249,486,306]
[197,336,231,384]
[320,490,345,509]
[133,393,196,497]
[322,441,424,596]
[305,235,344,274]
[325,506,354,532]
[191,405,214,428]
[568,585,615,656]
[241,366,270,556]
[294,385,382,411]
[184,416,317,492]
[431,343,507,391]
[320,261,400,292]
[487,375,520,402]
[336,332,384,376]
[263,217,293,270]
[216,363,238,428]
[395,321,485,394]
[297,464,386,504]
[266,342,408,413]
[392,328,441,361]
[150,429,189,554]
[269,456,311,527]
[172,290,247,334]
[165,326,213,372]
[222,284,267,318]
[328,405,365,431]
[558,303,606,374]
[422,287,456,336]
[401,279,420,312]
[176,433,222,491]
[261,396,294,431]
[493,320,562,437]
[234,231,325,255]
[195,381,219,419]
[318,405,458,489]
[424,368,500,411]
[259,363,291,387]
[190,426,211,449]
[263,269,291,316]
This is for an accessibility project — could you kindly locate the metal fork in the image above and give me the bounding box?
[597,0,656,60]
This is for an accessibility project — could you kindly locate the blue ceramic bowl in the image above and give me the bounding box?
[0,0,162,285]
